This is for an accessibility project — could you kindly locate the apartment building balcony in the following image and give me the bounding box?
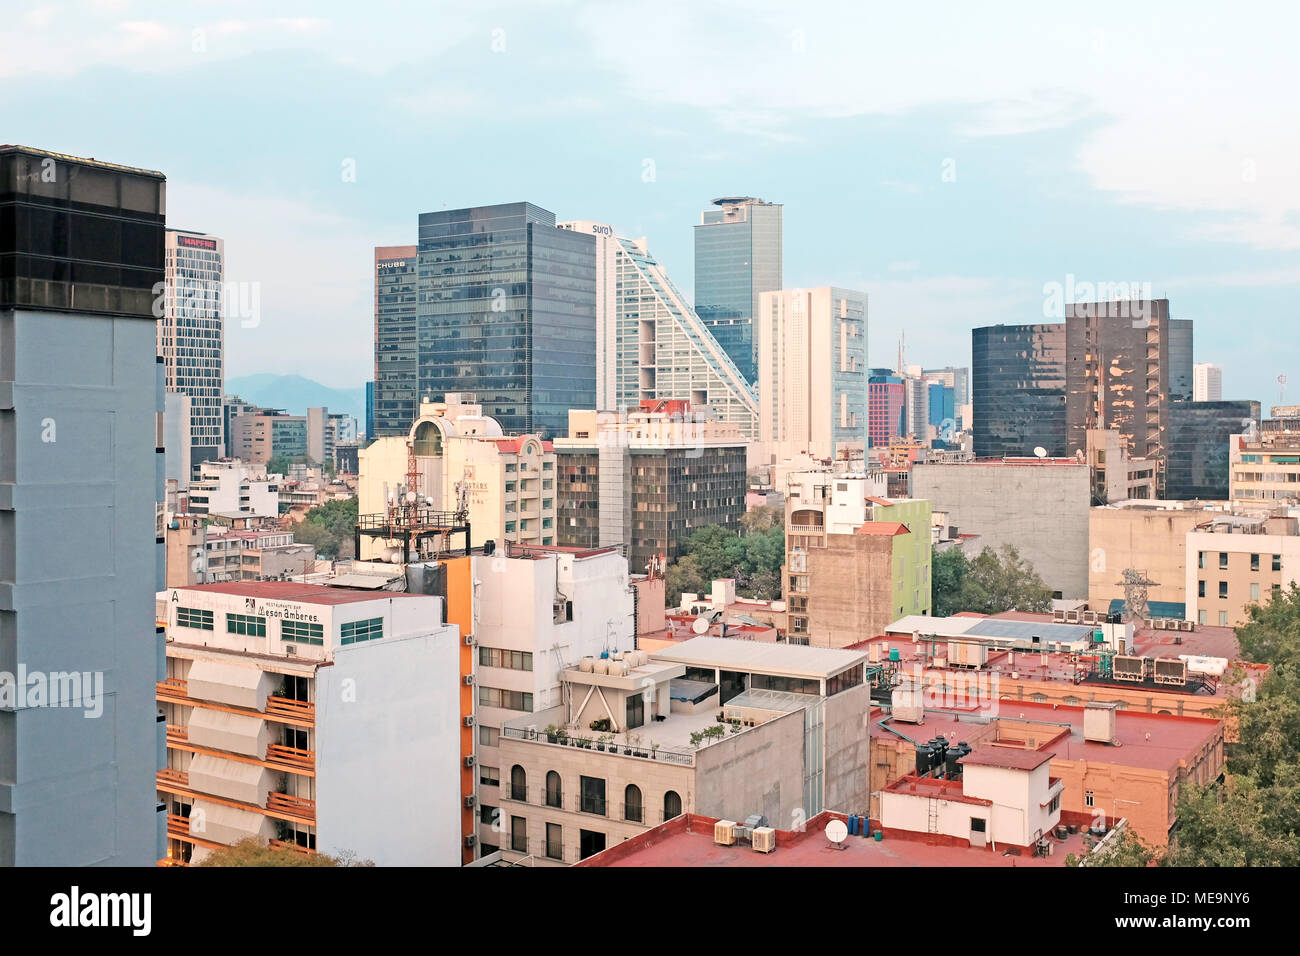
[265,743,316,772]
[266,791,317,823]
[265,695,315,723]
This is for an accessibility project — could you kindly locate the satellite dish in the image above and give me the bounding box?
[1033,446,1048,459]
[825,819,848,845]
[691,617,710,635]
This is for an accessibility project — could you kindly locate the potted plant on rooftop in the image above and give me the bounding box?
[544,724,559,744]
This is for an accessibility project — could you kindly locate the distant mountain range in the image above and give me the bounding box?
[226,374,367,425]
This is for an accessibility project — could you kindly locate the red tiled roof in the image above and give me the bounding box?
[175,581,427,605]
[866,496,895,506]
[960,746,1054,772]
[856,522,909,536]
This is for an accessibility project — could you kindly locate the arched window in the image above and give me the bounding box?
[663,790,682,821]
[510,765,527,802]
[624,784,643,823]
[546,771,562,808]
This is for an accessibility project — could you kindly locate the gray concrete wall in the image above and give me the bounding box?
[823,683,872,817]
[910,463,1089,599]
[694,708,805,828]
[0,308,163,865]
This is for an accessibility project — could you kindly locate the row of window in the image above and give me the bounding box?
[175,606,375,648]
[478,687,534,711]
[506,765,682,825]
[1198,551,1282,571]
[478,648,533,671]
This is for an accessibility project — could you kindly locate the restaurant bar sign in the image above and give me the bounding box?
[246,598,321,624]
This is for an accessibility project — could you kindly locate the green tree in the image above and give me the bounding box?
[931,548,970,617]
[665,554,708,607]
[1066,826,1159,867]
[739,505,781,534]
[196,837,373,867]
[1236,581,1300,667]
[938,545,1053,615]
[292,497,358,559]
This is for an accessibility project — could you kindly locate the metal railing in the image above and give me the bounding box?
[499,725,694,766]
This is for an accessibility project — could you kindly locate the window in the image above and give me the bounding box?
[546,823,563,861]
[546,771,562,808]
[625,693,645,730]
[1251,582,1260,601]
[1198,609,1208,625]
[663,790,682,821]
[1198,580,1206,599]
[1274,554,1283,572]
[970,817,986,833]
[505,481,516,493]
[1219,552,1229,570]
[578,829,606,860]
[510,765,527,802]
[1198,551,1206,570]
[510,816,527,853]
[505,521,516,534]
[580,776,606,816]
[479,766,499,787]
[340,617,383,645]
[478,647,533,671]
[479,804,497,824]
[176,607,214,630]
[478,726,500,748]
[624,784,643,823]
[1251,553,1260,571]
[1084,790,1095,808]
[1048,793,1060,813]
[227,613,266,637]
[478,687,534,711]
[281,619,324,645]
[1219,611,1229,626]
[1219,581,1228,599]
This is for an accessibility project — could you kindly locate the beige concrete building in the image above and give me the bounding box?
[784,471,931,645]
[358,394,557,557]
[1089,501,1297,614]
[493,637,872,865]
[1186,516,1300,627]
[1087,428,1157,505]
[157,581,461,866]
[1230,408,1300,510]
[756,287,868,463]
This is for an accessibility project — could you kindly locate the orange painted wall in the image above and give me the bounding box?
[443,556,476,865]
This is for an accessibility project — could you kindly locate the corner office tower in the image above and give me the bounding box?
[1,146,166,865]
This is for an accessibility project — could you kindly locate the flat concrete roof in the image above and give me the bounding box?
[651,636,867,680]
[174,581,429,606]
[885,614,1097,645]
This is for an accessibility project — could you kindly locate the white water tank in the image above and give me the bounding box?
[579,657,594,673]
[593,659,609,675]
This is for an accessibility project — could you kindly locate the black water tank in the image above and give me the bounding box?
[945,749,962,780]
[915,745,933,776]
[484,539,496,556]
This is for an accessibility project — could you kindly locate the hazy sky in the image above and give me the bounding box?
[6,0,1298,403]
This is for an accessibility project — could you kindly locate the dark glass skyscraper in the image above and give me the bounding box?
[693,197,782,384]
[1167,399,1261,499]
[1168,318,1194,402]
[413,203,596,438]
[971,324,1067,458]
[372,244,417,437]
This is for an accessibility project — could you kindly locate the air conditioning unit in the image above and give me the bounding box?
[1052,609,1066,622]
[464,634,475,646]
[714,820,737,846]
[463,675,474,686]
[463,795,477,809]
[464,834,478,848]
[285,644,298,655]
[1181,619,1194,632]
[463,715,476,727]
[1152,619,1166,630]
[463,755,476,768]
[751,827,776,853]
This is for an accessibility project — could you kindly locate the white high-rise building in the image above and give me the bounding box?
[757,287,868,462]
[1194,362,1223,402]
[160,229,225,466]
[558,221,758,439]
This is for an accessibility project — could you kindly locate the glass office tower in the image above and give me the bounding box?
[1167,399,1261,499]
[971,324,1068,458]
[1168,318,1194,402]
[693,197,782,384]
[414,203,596,438]
[372,245,418,438]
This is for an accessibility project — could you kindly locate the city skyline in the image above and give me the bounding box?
[5,2,1298,404]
